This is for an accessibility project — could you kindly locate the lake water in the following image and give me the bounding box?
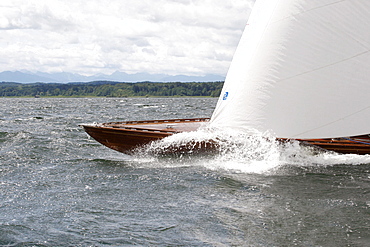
[0,97,369,246]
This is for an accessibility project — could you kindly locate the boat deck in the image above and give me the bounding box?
[99,118,210,134]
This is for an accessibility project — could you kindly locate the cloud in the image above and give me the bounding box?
[0,0,75,30]
[0,0,254,76]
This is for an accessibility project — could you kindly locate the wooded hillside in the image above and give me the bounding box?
[0,81,224,97]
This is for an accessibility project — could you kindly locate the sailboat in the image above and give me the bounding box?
[81,0,370,155]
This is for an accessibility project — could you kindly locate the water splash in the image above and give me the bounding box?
[132,126,370,174]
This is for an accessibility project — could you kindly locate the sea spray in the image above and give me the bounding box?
[134,127,306,173]
[133,126,370,173]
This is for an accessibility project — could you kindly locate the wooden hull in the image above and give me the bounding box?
[81,118,370,155]
[297,136,370,155]
[80,118,211,154]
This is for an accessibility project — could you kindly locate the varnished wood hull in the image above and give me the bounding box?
[297,136,370,155]
[80,118,211,154]
[82,124,170,154]
[81,118,370,155]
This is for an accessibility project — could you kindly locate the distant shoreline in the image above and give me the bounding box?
[0,95,217,99]
[0,81,223,98]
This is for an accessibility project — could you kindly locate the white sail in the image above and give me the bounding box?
[210,0,370,139]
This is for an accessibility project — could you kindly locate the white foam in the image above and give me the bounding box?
[133,126,370,174]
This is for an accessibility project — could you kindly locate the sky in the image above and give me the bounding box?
[0,0,254,77]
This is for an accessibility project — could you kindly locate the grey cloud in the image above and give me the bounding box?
[142,48,156,55]
[127,37,151,47]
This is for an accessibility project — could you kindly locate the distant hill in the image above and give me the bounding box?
[0,71,225,83]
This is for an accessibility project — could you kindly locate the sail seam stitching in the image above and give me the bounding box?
[280,50,370,83]
[292,104,370,138]
[273,0,347,24]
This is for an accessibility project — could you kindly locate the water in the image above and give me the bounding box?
[0,97,369,246]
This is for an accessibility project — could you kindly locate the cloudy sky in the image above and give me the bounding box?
[0,0,253,76]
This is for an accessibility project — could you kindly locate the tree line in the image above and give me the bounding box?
[0,81,224,97]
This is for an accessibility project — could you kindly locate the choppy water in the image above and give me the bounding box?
[0,97,369,247]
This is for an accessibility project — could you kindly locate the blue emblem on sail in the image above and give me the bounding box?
[223,92,229,100]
